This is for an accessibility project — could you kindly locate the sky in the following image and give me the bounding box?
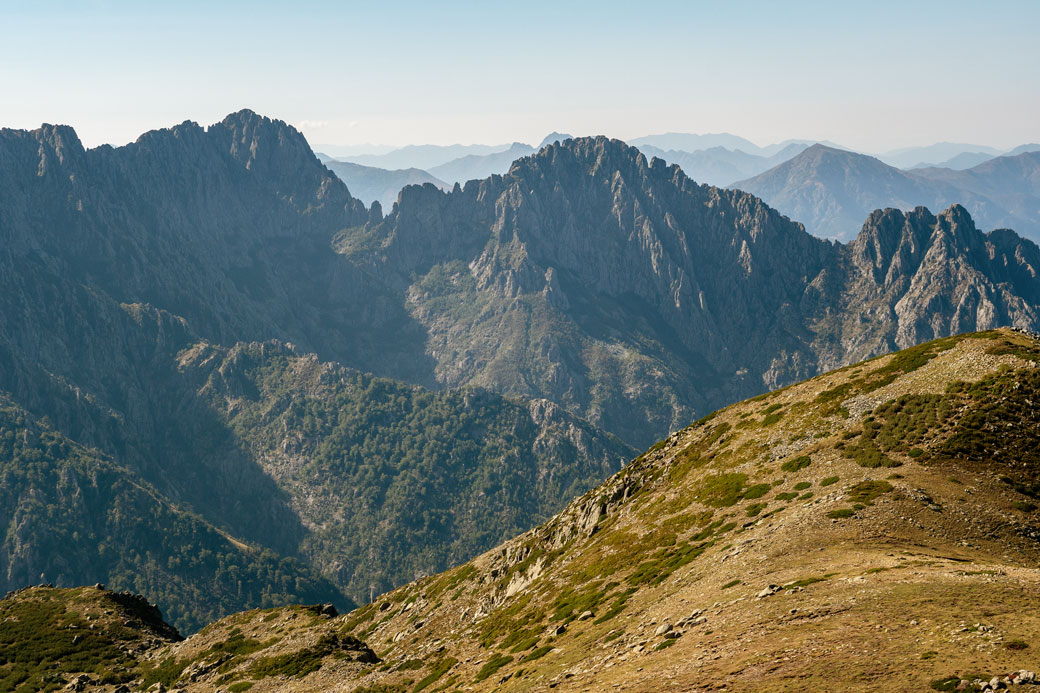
[1,0,1038,153]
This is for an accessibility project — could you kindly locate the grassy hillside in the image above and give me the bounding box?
[8,328,1040,691]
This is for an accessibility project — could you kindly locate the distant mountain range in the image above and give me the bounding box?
[326,134,574,196]
[733,144,1040,242]
[637,142,811,187]
[318,133,1040,220]
[877,141,1005,169]
[342,142,516,171]
[315,153,448,209]
[429,142,536,184]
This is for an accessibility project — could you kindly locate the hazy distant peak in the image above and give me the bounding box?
[1007,143,1040,156]
[629,131,762,155]
[538,132,574,148]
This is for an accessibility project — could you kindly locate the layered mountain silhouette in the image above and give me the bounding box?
[428,142,536,184]
[2,111,1040,636]
[637,141,810,186]
[341,142,513,171]
[877,141,1004,169]
[315,153,448,209]
[734,144,1040,241]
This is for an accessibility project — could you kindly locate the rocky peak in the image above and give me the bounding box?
[213,108,312,171]
[33,123,85,168]
[849,207,934,286]
[930,203,987,256]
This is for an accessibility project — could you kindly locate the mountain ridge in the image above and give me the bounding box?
[0,111,634,629]
[345,135,1040,447]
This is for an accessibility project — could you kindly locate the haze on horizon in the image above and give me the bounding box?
[2,0,1037,153]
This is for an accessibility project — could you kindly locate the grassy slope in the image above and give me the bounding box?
[9,328,1040,691]
[323,328,1040,692]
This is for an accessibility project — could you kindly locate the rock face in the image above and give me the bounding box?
[345,136,1040,447]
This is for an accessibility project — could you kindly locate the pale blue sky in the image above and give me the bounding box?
[1,0,1037,151]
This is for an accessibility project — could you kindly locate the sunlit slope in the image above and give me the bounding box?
[9,328,1040,692]
[325,327,1040,692]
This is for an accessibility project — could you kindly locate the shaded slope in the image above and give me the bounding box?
[181,340,634,601]
[0,396,349,634]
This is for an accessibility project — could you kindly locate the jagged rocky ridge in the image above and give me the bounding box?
[0,112,633,629]
[343,136,1040,447]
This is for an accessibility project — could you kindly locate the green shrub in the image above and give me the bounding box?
[820,476,839,487]
[793,481,811,490]
[397,659,424,671]
[846,480,893,505]
[742,483,771,500]
[692,473,748,507]
[412,657,456,692]
[593,588,637,624]
[521,647,552,662]
[781,456,811,473]
[827,508,855,519]
[474,654,513,682]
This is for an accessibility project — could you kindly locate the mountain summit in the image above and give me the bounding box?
[344,136,1040,447]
